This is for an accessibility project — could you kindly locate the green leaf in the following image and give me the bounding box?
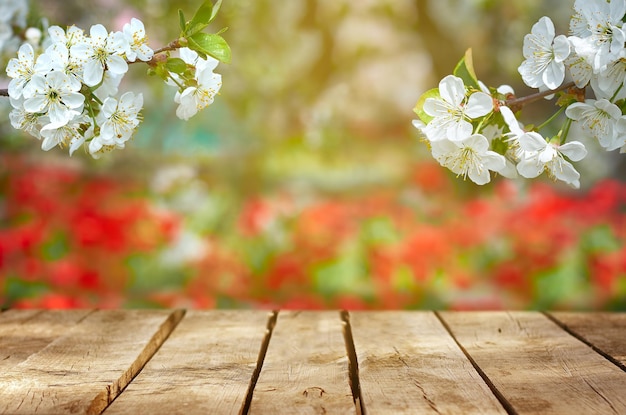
[186,0,220,36]
[165,57,188,74]
[209,0,223,23]
[178,9,186,33]
[453,48,480,90]
[188,32,231,63]
[413,88,439,124]
[191,0,213,25]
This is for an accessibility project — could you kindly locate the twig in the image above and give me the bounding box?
[504,81,577,109]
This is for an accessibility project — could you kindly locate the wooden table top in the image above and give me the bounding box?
[0,310,624,415]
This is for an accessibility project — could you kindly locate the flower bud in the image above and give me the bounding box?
[24,27,42,46]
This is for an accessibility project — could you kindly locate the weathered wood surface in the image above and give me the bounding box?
[438,311,626,415]
[0,309,183,415]
[104,310,271,415]
[0,310,624,415]
[549,312,626,368]
[0,310,92,369]
[249,311,355,414]
[350,311,506,414]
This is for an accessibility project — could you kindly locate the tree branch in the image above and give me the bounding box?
[503,81,577,109]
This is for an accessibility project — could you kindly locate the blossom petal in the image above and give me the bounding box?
[83,59,104,86]
[559,141,587,161]
[106,55,129,75]
[518,132,547,152]
[517,157,543,178]
[438,75,466,107]
[551,159,581,187]
[465,92,493,118]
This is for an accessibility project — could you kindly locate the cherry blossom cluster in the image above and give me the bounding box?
[2,0,227,158]
[5,20,153,157]
[413,0,626,188]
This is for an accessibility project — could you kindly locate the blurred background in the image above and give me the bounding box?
[1,0,625,310]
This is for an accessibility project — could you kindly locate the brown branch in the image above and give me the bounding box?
[128,39,182,66]
[0,88,7,97]
[504,81,577,110]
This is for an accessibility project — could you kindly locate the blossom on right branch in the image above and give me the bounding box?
[518,16,570,90]
[516,134,587,189]
[422,75,493,142]
[430,134,506,185]
[566,99,626,151]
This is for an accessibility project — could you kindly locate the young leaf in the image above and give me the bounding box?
[165,57,188,74]
[186,0,214,36]
[453,48,481,90]
[413,88,439,124]
[178,9,187,33]
[188,32,231,63]
[209,0,223,23]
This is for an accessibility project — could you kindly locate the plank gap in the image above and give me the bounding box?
[434,311,517,415]
[239,310,278,415]
[13,309,46,325]
[340,310,365,415]
[96,309,186,415]
[543,312,626,373]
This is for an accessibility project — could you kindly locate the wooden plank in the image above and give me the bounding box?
[549,312,626,368]
[0,309,184,415]
[249,311,355,414]
[349,311,506,414]
[104,310,272,415]
[0,309,92,369]
[439,311,626,415]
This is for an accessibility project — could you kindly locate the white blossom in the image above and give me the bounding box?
[6,43,37,98]
[39,116,88,152]
[422,75,493,142]
[518,16,570,90]
[564,52,594,88]
[8,97,46,138]
[70,24,128,87]
[22,71,85,126]
[34,44,83,82]
[566,99,624,150]
[591,59,626,100]
[47,25,86,49]
[98,91,143,143]
[430,133,506,185]
[517,134,587,188]
[24,27,42,47]
[568,0,626,72]
[174,59,222,120]
[123,18,153,62]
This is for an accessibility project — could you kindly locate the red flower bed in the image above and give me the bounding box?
[2,157,625,310]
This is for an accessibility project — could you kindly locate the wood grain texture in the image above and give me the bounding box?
[249,311,355,414]
[0,309,183,415]
[104,310,272,415]
[439,311,626,415]
[0,310,93,369]
[349,311,506,414]
[549,312,626,368]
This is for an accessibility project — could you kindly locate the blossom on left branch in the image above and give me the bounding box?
[4,22,151,158]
